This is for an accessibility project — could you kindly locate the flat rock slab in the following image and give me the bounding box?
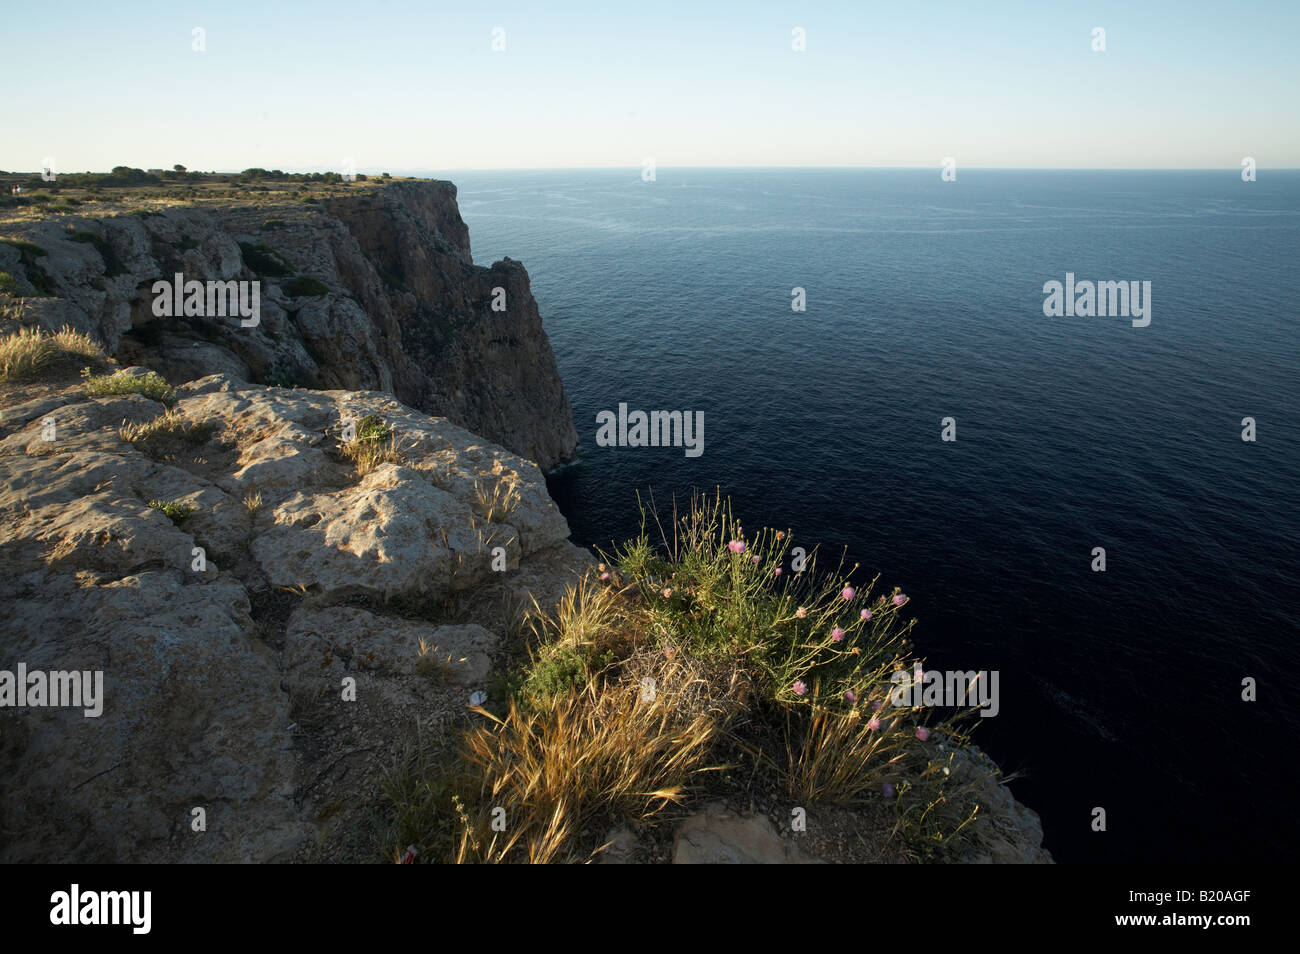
[672,804,818,864]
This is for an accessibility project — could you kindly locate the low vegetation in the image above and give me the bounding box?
[0,238,56,295]
[81,367,176,404]
[147,499,194,524]
[237,241,292,277]
[337,414,403,477]
[119,410,214,457]
[382,492,998,863]
[0,324,107,383]
[283,275,329,297]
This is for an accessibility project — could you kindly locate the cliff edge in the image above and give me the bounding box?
[0,179,577,470]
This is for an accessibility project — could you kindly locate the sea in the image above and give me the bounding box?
[438,167,1300,863]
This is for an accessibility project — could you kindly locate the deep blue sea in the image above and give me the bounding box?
[442,168,1300,863]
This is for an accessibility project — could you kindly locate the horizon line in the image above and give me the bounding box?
[6,165,1299,176]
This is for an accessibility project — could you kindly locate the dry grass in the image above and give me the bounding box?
[472,472,521,523]
[119,410,214,457]
[0,324,107,383]
[414,637,457,681]
[455,656,729,863]
[338,433,404,477]
[781,703,912,804]
[243,490,264,515]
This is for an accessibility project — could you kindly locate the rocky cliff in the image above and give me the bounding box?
[0,368,589,862]
[0,180,578,470]
[0,179,1049,864]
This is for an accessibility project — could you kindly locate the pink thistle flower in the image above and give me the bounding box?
[831,627,845,643]
[870,700,882,712]
[752,555,761,564]
[915,726,930,741]
[795,606,807,619]
[774,568,783,577]
[861,608,872,621]
[867,716,881,731]
[893,593,908,607]
[599,572,611,582]
[882,782,896,799]
[792,680,807,697]
[841,586,855,601]
[844,689,856,703]
[728,540,745,554]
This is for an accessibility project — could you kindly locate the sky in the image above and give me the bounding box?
[4,0,1297,173]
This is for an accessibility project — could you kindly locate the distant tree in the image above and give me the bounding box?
[173,164,186,173]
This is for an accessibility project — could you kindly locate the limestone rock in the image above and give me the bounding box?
[1,180,577,470]
[0,366,582,862]
[672,803,818,864]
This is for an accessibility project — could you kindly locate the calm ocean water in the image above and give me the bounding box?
[443,168,1300,863]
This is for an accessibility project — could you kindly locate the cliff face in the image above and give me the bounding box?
[0,180,577,470]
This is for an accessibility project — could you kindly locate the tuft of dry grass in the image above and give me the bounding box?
[472,473,521,523]
[0,324,107,383]
[781,703,912,804]
[455,656,728,863]
[414,637,457,681]
[119,410,214,457]
[338,433,404,477]
[243,490,264,515]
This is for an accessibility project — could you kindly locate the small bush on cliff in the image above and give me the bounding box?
[0,325,107,383]
[81,367,176,405]
[384,492,995,864]
[336,415,403,477]
[283,275,329,297]
[237,241,292,277]
[0,272,16,296]
[147,499,194,524]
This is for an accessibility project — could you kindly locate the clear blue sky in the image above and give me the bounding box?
[4,0,1296,172]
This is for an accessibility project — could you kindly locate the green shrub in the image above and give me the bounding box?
[355,414,391,443]
[0,272,15,296]
[283,275,329,297]
[147,499,194,523]
[238,241,292,277]
[1,238,47,262]
[81,367,176,404]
